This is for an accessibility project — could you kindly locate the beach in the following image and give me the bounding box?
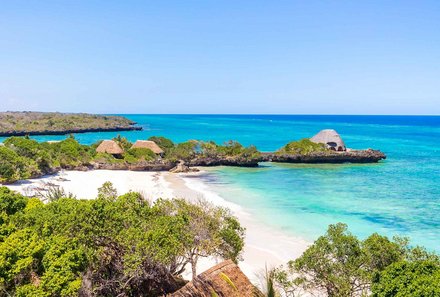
[4,169,309,283]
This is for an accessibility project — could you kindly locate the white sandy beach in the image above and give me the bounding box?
[4,169,309,284]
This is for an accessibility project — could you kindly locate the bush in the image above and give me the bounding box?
[277,138,326,155]
[113,135,132,151]
[49,138,92,167]
[199,140,261,160]
[148,136,175,152]
[4,137,57,172]
[274,223,407,297]
[0,186,245,296]
[126,148,156,161]
[168,141,198,161]
[372,260,440,296]
[0,146,39,183]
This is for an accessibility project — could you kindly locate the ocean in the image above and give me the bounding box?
[3,115,440,251]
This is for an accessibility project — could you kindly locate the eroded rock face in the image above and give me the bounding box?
[168,260,261,297]
[187,156,260,167]
[263,149,386,164]
[169,161,200,173]
[90,160,176,171]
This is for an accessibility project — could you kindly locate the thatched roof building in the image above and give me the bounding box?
[96,140,124,155]
[310,129,346,151]
[169,260,261,297]
[131,140,164,155]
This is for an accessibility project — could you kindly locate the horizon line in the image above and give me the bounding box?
[2,111,439,117]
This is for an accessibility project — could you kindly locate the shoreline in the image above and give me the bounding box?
[0,125,142,137]
[166,172,310,282]
[3,169,310,283]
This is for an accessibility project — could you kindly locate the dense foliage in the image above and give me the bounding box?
[0,112,137,135]
[274,223,440,297]
[0,136,264,184]
[148,136,175,153]
[0,186,245,296]
[277,138,326,155]
[0,137,93,183]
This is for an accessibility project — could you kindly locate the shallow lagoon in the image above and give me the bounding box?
[3,115,439,251]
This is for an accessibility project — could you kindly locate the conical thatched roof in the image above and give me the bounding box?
[131,140,164,154]
[310,129,346,151]
[169,260,260,297]
[96,140,124,154]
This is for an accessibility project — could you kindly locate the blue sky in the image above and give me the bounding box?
[1,1,439,114]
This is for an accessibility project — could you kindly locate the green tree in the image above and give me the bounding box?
[97,181,118,201]
[148,136,175,152]
[154,199,245,279]
[113,134,132,151]
[168,141,198,161]
[0,146,39,183]
[372,260,440,297]
[274,223,406,297]
[126,147,156,161]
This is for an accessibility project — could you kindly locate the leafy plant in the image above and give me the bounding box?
[277,138,326,155]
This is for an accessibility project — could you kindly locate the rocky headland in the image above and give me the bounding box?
[0,111,142,137]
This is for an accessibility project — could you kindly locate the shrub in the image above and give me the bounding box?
[168,141,198,161]
[126,148,156,161]
[372,260,440,296]
[148,136,175,152]
[274,223,406,297]
[113,135,132,151]
[277,138,326,155]
[0,146,39,183]
[0,186,245,296]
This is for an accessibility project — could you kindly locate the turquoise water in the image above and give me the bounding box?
[2,115,439,251]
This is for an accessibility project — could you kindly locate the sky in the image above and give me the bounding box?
[0,1,439,115]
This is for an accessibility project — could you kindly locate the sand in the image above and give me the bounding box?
[4,169,309,284]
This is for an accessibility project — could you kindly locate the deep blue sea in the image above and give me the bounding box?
[3,115,439,251]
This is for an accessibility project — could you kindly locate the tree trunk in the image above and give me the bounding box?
[190,255,198,280]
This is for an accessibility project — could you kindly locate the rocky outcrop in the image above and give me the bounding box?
[91,160,176,171]
[263,149,386,164]
[187,156,260,167]
[168,260,261,297]
[0,126,142,137]
[169,161,200,173]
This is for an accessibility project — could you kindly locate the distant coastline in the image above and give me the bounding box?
[0,126,142,137]
[0,111,142,137]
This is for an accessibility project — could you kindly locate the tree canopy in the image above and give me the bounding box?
[274,223,440,297]
[0,185,245,296]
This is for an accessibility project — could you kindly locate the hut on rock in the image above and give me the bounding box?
[96,140,124,157]
[131,140,164,156]
[310,129,346,151]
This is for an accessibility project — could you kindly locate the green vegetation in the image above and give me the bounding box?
[372,259,440,296]
[0,185,245,296]
[148,136,175,152]
[3,187,435,297]
[0,136,263,184]
[277,138,326,155]
[273,223,440,297]
[200,140,260,159]
[0,134,381,184]
[0,112,139,136]
[0,137,93,183]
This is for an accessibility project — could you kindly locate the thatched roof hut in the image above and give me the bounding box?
[310,129,346,151]
[169,260,260,297]
[96,140,124,155]
[131,140,164,155]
